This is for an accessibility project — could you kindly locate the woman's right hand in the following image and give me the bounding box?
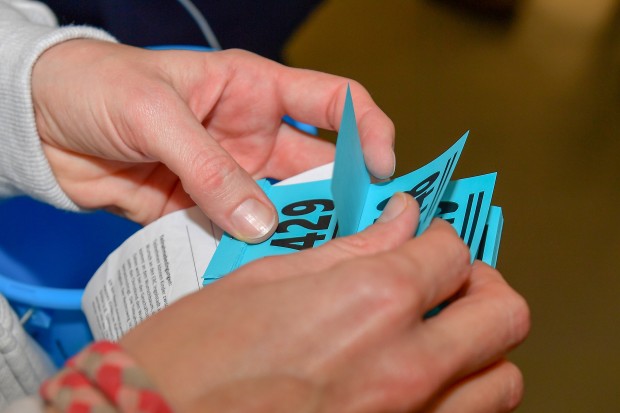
[120,193,530,413]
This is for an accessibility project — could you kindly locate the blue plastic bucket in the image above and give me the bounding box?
[0,197,140,366]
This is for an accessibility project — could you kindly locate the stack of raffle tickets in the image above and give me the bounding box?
[204,86,503,283]
[81,86,504,346]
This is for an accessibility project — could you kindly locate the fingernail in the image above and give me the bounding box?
[387,149,396,177]
[374,149,396,180]
[377,192,408,223]
[231,198,276,243]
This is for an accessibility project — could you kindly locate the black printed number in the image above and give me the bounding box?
[281,199,334,216]
[276,215,331,233]
[376,172,440,214]
[436,201,458,224]
[270,199,334,251]
[270,232,327,251]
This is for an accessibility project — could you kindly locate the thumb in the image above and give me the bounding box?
[148,102,278,243]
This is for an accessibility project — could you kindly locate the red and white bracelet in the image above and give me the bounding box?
[40,341,173,413]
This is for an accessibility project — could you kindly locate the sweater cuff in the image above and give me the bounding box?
[0,22,116,210]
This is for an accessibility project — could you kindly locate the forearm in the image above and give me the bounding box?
[0,0,115,208]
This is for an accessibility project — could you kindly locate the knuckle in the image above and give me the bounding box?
[436,221,471,265]
[345,78,365,92]
[416,220,471,275]
[330,232,379,258]
[120,84,177,150]
[502,363,525,412]
[220,49,264,72]
[344,257,416,316]
[484,266,531,346]
[189,150,239,194]
[379,358,438,411]
[122,83,169,124]
[226,48,255,59]
[349,355,434,412]
[506,292,531,345]
[454,236,472,265]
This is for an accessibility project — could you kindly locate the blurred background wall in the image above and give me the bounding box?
[284,0,620,411]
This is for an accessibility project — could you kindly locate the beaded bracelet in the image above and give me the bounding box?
[40,341,173,413]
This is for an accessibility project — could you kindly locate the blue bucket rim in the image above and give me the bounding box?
[0,273,82,310]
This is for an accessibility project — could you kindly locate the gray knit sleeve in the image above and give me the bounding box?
[0,0,117,209]
[0,294,56,409]
[2,396,45,413]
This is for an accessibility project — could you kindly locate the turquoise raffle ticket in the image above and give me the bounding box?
[204,87,503,284]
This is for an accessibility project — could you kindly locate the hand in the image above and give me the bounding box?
[119,193,530,413]
[31,40,395,242]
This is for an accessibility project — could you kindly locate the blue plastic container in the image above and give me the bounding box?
[0,197,140,366]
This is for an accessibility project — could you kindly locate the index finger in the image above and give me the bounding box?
[276,70,396,179]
